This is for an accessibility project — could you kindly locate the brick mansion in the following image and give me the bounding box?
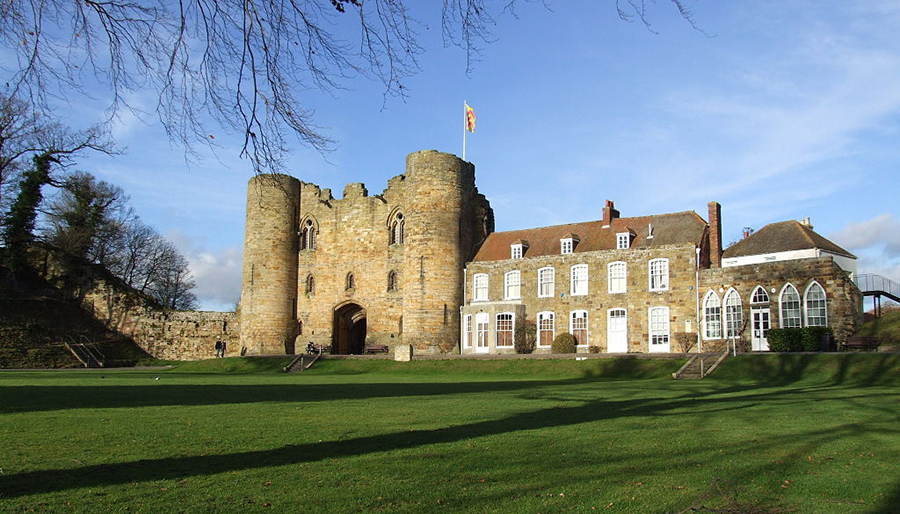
[237,149,862,356]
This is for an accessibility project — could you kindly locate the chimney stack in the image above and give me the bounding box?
[602,200,620,227]
[800,217,813,229]
[708,201,723,268]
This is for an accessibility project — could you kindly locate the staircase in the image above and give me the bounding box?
[65,335,106,368]
[673,351,728,380]
[283,350,323,373]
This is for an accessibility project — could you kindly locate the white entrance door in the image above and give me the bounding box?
[751,308,771,351]
[607,309,628,353]
[475,313,489,353]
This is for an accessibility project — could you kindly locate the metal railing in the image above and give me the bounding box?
[857,273,900,302]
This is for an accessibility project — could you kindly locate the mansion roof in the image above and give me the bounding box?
[472,211,707,262]
[723,220,855,259]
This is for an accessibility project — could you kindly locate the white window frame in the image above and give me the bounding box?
[496,312,515,348]
[649,258,669,292]
[462,314,472,348]
[537,311,555,347]
[616,232,630,250]
[560,238,574,255]
[649,306,670,348]
[804,281,827,327]
[538,267,555,298]
[751,286,770,304]
[779,283,802,329]
[702,290,722,340]
[504,270,521,300]
[608,261,626,294]
[570,310,589,347]
[510,244,523,259]
[724,289,742,338]
[473,273,489,302]
[570,264,588,296]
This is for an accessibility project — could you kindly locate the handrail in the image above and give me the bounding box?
[857,273,900,302]
[79,335,106,366]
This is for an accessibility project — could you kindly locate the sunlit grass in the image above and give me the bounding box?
[1,355,898,513]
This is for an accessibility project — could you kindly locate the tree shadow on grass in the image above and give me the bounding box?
[2,381,897,500]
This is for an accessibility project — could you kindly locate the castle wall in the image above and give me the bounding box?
[80,278,239,361]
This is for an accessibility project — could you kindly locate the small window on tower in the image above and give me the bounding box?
[346,273,355,291]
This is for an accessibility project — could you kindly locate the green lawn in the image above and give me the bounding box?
[1,355,899,514]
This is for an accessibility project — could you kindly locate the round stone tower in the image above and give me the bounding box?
[402,150,475,353]
[239,174,301,355]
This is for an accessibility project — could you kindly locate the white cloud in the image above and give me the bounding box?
[167,230,243,311]
[830,214,900,254]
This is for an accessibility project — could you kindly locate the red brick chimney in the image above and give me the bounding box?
[602,200,620,227]
[708,201,723,268]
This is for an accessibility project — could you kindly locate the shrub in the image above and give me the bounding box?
[514,319,537,354]
[551,333,577,354]
[673,332,696,353]
[767,328,801,352]
[801,326,832,352]
[767,327,831,352]
[588,345,601,354]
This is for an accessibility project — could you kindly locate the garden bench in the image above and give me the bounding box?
[364,344,389,354]
[840,336,880,352]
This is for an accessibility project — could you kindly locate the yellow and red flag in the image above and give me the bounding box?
[465,102,476,133]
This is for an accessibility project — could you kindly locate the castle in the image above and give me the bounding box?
[237,149,862,356]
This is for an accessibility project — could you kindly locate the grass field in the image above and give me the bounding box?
[1,354,899,514]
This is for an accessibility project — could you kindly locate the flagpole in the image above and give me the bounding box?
[462,100,468,161]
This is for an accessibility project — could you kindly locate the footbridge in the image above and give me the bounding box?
[857,273,900,316]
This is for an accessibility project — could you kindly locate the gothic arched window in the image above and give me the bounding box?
[346,272,355,291]
[300,219,317,250]
[389,211,405,245]
[305,275,315,294]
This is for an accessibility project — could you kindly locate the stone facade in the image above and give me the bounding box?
[699,257,862,344]
[460,202,862,355]
[462,243,701,354]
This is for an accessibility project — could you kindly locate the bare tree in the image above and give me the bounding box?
[105,218,197,310]
[2,1,698,174]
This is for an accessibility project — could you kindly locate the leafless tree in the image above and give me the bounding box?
[2,0,698,174]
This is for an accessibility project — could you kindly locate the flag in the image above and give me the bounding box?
[465,103,476,133]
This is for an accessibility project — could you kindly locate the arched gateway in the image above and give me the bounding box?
[333,302,367,354]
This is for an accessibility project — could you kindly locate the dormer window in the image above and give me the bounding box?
[616,232,631,250]
[560,234,578,255]
[511,244,523,259]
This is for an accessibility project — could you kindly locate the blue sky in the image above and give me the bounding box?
[49,1,900,311]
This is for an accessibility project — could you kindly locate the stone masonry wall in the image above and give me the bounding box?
[81,278,239,361]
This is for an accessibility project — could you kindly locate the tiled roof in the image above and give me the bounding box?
[723,220,855,259]
[473,211,707,262]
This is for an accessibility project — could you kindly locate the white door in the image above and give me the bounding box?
[475,313,489,353]
[607,309,628,353]
[751,308,771,351]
